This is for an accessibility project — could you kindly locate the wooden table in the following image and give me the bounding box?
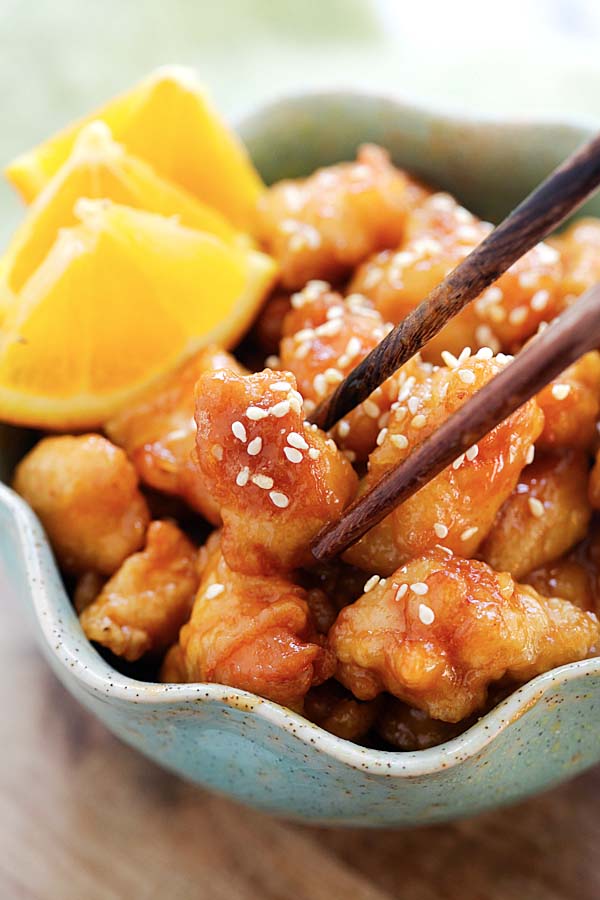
[2,577,598,900]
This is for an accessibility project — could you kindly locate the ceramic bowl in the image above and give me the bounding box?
[2,92,600,827]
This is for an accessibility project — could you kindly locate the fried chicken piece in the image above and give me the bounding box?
[480,450,592,579]
[535,351,600,450]
[257,145,426,289]
[165,537,334,709]
[552,218,600,299]
[252,291,293,356]
[304,681,382,742]
[329,554,599,722]
[80,521,199,662]
[194,367,357,574]
[345,349,544,573]
[13,434,150,576]
[375,696,469,750]
[523,552,596,613]
[106,347,245,524]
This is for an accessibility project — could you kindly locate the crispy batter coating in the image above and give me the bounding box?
[552,218,600,299]
[106,347,244,524]
[194,367,357,574]
[536,351,600,450]
[481,450,592,580]
[13,434,150,576]
[345,350,544,573]
[304,681,382,741]
[329,554,599,722]
[165,538,334,709]
[375,697,469,750]
[256,145,426,289]
[80,521,199,662]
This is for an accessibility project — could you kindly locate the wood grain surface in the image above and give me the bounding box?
[1,574,599,900]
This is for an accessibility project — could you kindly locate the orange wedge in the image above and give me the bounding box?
[5,66,264,231]
[0,199,277,429]
[2,120,244,297]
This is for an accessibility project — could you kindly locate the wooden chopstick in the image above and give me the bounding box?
[311,282,600,561]
[308,132,600,432]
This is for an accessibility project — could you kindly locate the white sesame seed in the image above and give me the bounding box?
[411,414,427,429]
[551,383,571,401]
[246,406,268,421]
[364,575,381,593]
[452,453,465,470]
[465,444,479,461]
[324,367,343,384]
[344,449,357,463]
[211,444,223,460]
[345,336,362,359]
[287,432,309,450]
[441,350,459,368]
[531,289,550,311]
[526,445,535,465]
[408,396,419,415]
[232,421,247,442]
[289,395,303,414]
[509,305,528,326]
[271,400,291,418]
[434,522,448,539]
[528,497,545,518]
[394,406,407,422]
[396,583,408,600]
[363,400,380,419]
[316,319,343,337]
[284,446,303,463]
[247,437,263,456]
[483,286,503,304]
[295,343,310,360]
[252,474,274,489]
[308,448,320,459]
[269,490,290,508]
[410,582,429,595]
[458,368,476,384]
[460,526,479,542]
[458,347,472,364]
[313,374,328,397]
[294,328,315,343]
[488,305,506,323]
[475,346,494,360]
[378,412,390,429]
[418,603,435,625]
[236,466,250,487]
[271,381,292,392]
[326,305,345,319]
[518,270,539,289]
[475,326,500,353]
[206,583,225,599]
[376,427,388,446]
[391,434,409,450]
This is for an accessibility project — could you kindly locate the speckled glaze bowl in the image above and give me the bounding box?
[3,92,600,827]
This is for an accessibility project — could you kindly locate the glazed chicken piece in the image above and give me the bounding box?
[552,218,600,299]
[256,144,427,289]
[162,536,334,709]
[329,553,599,722]
[304,681,382,742]
[375,696,469,750]
[13,434,150,575]
[106,347,244,524]
[345,349,544,574]
[194,367,358,574]
[535,351,600,451]
[252,291,293,356]
[280,280,429,460]
[80,521,198,662]
[480,450,592,580]
[523,525,600,614]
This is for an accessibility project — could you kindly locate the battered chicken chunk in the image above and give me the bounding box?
[329,554,599,722]
[257,145,426,289]
[80,521,198,661]
[304,681,381,741]
[552,218,600,299]
[194,367,358,574]
[375,697,469,750]
[13,434,150,575]
[535,351,600,451]
[345,349,544,573]
[164,537,334,709]
[106,347,244,524]
[480,450,592,580]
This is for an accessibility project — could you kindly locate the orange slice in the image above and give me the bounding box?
[0,199,277,429]
[2,120,244,297]
[5,66,264,231]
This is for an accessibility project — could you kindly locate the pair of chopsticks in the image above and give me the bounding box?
[309,133,600,562]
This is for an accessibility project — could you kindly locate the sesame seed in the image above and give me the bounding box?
[252,474,274,489]
[247,437,263,456]
[441,350,459,368]
[411,414,427,429]
[376,427,388,446]
[284,446,303,463]
[271,381,292,392]
[324,367,343,384]
[518,270,539,289]
[205,583,225,599]
[346,336,362,358]
[434,523,448,539]
[269,491,290,508]
[326,306,345,320]
[475,326,500,352]
[452,454,465,470]
[271,400,291,417]
[551,383,571,401]
[236,466,250,487]
[475,346,494,360]
[287,432,309,450]
[378,412,390,429]
[295,343,310,360]
[526,445,535,465]
[410,582,429,595]
[391,434,409,450]
[509,305,528,326]
[528,497,545,518]
[364,575,381,593]
[308,448,320,459]
[363,400,380,419]
[316,319,343,337]
[458,368,476,384]
[394,407,407,422]
[458,347,471,364]
[460,526,479,541]
[531,289,550,311]
[418,603,435,625]
[465,444,479,461]
[344,449,357,463]
[246,406,268,421]
[289,395,303,414]
[232,421,247,442]
[408,396,419,415]
[484,286,503,304]
[395,584,408,600]
[314,374,328,397]
[211,444,223,461]
[294,328,315,343]
[488,305,506,323]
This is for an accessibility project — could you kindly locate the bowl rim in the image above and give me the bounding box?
[4,87,600,778]
[5,480,600,777]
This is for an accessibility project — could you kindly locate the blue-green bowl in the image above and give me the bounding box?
[2,92,600,827]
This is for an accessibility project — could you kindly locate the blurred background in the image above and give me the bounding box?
[2,0,600,242]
